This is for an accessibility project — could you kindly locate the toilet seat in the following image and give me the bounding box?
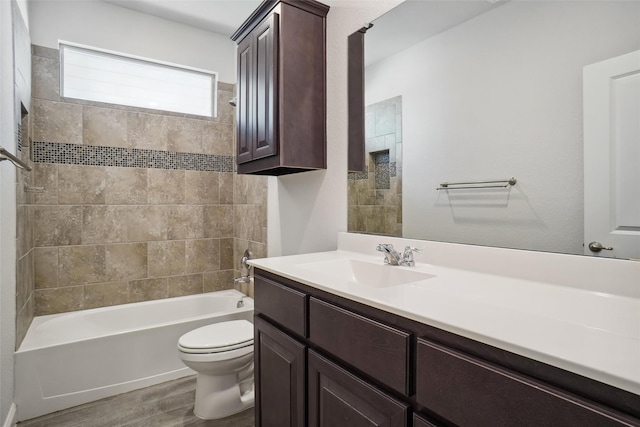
[178,320,253,354]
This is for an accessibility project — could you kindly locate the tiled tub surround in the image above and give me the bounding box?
[348,96,402,237]
[16,121,35,348]
[30,45,267,316]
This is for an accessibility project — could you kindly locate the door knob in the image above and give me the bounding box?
[588,241,613,252]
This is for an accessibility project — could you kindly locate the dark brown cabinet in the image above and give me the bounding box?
[415,338,635,427]
[309,297,410,396]
[413,414,439,427]
[253,269,640,427]
[254,274,307,337]
[232,0,329,176]
[254,315,306,427]
[308,350,409,427]
[236,13,277,166]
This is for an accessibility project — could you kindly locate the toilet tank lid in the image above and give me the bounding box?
[178,319,253,350]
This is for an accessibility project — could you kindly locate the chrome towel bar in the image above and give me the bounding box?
[0,146,32,171]
[437,177,516,190]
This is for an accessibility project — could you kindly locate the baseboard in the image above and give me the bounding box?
[2,403,17,427]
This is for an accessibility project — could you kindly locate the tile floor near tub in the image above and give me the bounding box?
[17,376,254,427]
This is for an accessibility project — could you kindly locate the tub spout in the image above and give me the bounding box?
[234,276,251,286]
[234,275,251,297]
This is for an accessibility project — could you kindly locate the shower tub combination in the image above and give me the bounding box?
[15,289,253,422]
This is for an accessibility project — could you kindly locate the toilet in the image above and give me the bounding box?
[177,319,255,419]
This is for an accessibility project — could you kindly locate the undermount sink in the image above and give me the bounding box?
[299,259,436,288]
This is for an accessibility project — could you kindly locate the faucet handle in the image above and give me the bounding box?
[401,246,422,266]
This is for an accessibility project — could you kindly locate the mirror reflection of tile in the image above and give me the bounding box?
[348,96,402,237]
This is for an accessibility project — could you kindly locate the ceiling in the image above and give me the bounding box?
[101,0,505,61]
[102,0,262,36]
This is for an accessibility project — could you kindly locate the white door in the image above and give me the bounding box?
[584,50,640,259]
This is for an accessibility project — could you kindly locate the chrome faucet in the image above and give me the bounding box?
[376,244,402,265]
[234,276,251,286]
[234,248,253,295]
[376,244,421,267]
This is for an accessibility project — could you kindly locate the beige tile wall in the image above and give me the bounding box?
[30,45,266,316]
[16,113,35,347]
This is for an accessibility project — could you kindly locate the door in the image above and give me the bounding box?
[237,36,254,165]
[236,13,278,166]
[253,13,279,160]
[584,50,640,259]
[254,315,305,427]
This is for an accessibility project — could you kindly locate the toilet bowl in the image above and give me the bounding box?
[177,319,255,420]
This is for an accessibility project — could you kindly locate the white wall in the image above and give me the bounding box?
[1,0,28,423]
[28,0,237,83]
[365,1,640,255]
[267,0,402,256]
[0,1,16,421]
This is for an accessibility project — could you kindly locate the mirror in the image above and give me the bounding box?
[348,0,640,258]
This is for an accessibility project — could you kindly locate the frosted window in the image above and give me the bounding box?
[60,43,216,117]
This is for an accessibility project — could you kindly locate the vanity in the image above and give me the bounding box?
[249,233,640,426]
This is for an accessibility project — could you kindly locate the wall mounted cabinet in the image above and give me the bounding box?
[232,0,329,176]
[253,269,640,426]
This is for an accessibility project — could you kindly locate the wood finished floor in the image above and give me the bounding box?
[17,376,254,427]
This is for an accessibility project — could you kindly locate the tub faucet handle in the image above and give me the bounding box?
[240,249,253,276]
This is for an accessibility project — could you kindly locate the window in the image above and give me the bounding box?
[60,42,217,117]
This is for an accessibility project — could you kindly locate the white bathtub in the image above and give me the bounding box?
[14,289,254,422]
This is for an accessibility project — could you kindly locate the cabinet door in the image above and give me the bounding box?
[308,350,408,427]
[255,315,305,427]
[413,414,440,427]
[236,34,254,165]
[253,13,279,160]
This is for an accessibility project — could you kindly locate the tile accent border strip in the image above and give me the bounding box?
[33,141,236,172]
[348,171,369,180]
[348,163,396,181]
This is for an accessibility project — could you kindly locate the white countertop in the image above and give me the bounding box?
[249,233,640,397]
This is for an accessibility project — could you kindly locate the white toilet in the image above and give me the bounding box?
[177,319,255,419]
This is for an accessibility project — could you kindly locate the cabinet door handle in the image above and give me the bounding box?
[588,241,613,252]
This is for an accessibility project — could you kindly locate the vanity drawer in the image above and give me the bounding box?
[416,338,636,426]
[254,275,307,338]
[309,297,410,395]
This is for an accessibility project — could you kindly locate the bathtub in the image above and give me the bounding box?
[14,289,253,422]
